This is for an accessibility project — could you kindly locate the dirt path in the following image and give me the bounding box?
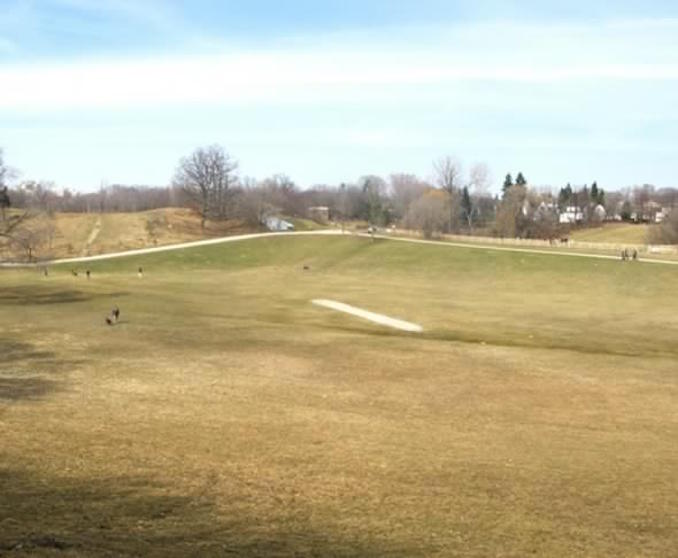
[367,233,678,267]
[2,229,677,267]
[82,217,102,256]
[2,230,344,266]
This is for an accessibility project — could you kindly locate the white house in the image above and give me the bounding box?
[656,208,671,223]
[533,201,558,221]
[264,216,295,231]
[559,206,584,224]
[592,204,607,221]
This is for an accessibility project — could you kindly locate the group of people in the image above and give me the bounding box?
[620,248,638,261]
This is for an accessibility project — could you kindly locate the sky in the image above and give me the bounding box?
[1,1,678,193]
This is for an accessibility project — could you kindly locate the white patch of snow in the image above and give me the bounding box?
[312,299,423,333]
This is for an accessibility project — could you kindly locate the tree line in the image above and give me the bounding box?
[2,145,678,261]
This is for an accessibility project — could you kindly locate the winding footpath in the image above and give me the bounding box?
[1,229,677,267]
[373,234,678,266]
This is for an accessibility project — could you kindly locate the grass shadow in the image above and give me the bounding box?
[0,340,55,363]
[0,466,409,557]
[0,340,82,404]
[0,377,60,402]
[0,285,130,306]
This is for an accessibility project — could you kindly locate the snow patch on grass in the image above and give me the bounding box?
[312,299,423,333]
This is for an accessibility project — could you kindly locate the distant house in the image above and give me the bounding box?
[559,206,584,224]
[642,201,663,223]
[531,201,557,222]
[592,204,607,222]
[264,216,295,231]
[308,206,330,222]
[656,208,671,223]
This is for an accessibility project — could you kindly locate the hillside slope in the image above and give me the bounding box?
[0,208,257,261]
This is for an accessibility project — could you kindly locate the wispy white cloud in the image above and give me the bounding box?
[1,52,676,111]
[3,16,678,190]
[1,17,677,111]
[0,20,675,125]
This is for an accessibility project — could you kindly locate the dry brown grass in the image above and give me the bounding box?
[1,236,677,556]
[1,208,257,261]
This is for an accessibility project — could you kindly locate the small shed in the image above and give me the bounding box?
[264,216,295,231]
[308,206,330,222]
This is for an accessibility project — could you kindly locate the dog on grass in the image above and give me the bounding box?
[105,305,120,326]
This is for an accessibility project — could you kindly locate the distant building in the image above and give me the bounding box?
[533,201,558,221]
[643,201,662,223]
[656,207,671,223]
[308,206,330,222]
[264,216,295,231]
[559,206,584,224]
[592,204,607,222]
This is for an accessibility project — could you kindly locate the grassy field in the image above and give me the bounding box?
[1,235,677,556]
[570,223,653,244]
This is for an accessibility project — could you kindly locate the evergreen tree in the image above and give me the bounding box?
[461,186,473,230]
[591,181,605,205]
[515,172,527,186]
[503,173,513,195]
[591,181,599,204]
[0,187,9,211]
[558,183,573,210]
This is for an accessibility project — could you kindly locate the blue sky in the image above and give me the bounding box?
[1,1,678,192]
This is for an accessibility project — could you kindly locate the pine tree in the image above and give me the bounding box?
[558,183,573,210]
[461,186,473,230]
[516,172,527,186]
[503,173,513,195]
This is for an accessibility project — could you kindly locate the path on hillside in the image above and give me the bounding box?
[82,217,102,256]
[2,229,677,267]
[370,234,678,266]
[1,230,344,266]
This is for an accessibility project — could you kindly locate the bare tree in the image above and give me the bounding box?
[173,145,238,228]
[0,150,37,259]
[405,190,449,239]
[389,174,429,220]
[235,178,274,227]
[656,187,678,210]
[468,163,490,196]
[7,216,55,262]
[0,149,15,222]
[19,180,58,215]
[258,174,303,216]
[434,156,463,232]
[495,185,528,238]
[434,156,462,193]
